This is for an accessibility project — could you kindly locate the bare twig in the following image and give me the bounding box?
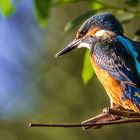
[29,118,140,128]
[29,108,140,129]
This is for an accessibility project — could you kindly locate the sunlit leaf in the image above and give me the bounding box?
[91,1,104,10]
[34,0,51,27]
[64,10,95,32]
[53,0,89,6]
[82,50,94,84]
[0,0,15,17]
[118,12,135,23]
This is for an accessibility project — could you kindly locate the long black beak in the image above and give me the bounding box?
[55,36,96,57]
[55,39,81,57]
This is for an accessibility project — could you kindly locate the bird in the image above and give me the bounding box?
[55,12,140,115]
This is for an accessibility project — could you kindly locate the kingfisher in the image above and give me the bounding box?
[55,12,140,117]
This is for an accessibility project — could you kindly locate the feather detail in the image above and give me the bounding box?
[90,54,139,112]
[93,36,140,87]
[117,35,140,79]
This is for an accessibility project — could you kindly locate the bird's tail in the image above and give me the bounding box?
[121,83,140,113]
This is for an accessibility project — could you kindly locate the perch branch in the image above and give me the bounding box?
[29,108,140,129]
[29,118,140,128]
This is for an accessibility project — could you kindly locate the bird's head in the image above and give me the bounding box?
[55,12,123,57]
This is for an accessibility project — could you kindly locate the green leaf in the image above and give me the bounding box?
[64,10,95,32]
[0,0,15,17]
[117,12,135,24]
[53,0,89,6]
[82,50,94,84]
[91,1,104,10]
[34,0,51,27]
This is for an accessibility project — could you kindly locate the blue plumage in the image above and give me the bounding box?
[118,35,140,78]
[93,36,140,87]
[122,83,140,110]
[93,35,140,110]
[117,36,140,110]
[56,12,140,112]
[77,12,124,38]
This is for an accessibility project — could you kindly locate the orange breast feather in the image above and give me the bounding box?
[90,54,139,112]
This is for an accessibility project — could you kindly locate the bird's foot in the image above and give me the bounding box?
[82,107,140,130]
[82,108,121,130]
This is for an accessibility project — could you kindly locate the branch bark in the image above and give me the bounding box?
[29,108,140,129]
[29,118,140,128]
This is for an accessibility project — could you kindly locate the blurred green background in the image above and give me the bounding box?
[0,0,140,140]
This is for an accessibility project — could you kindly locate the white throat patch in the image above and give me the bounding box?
[78,42,90,49]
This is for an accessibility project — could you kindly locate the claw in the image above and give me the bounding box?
[82,111,121,130]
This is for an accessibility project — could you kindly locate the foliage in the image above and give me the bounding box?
[64,10,95,32]
[82,50,94,84]
[34,0,51,27]
[1,0,140,83]
[0,0,15,17]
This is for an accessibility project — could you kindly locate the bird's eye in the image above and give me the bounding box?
[76,27,87,39]
[81,27,87,34]
[77,33,82,39]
